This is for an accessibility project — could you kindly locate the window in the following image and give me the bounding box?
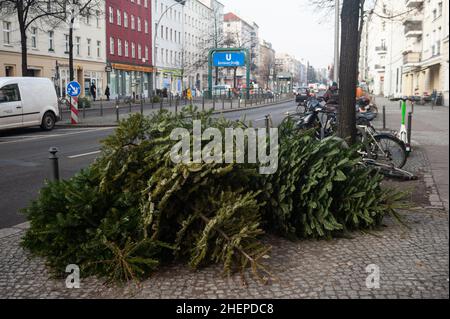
[145,20,148,34]
[110,37,114,55]
[131,15,135,30]
[124,12,128,28]
[48,31,54,51]
[161,25,164,39]
[109,7,114,23]
[118,39,122,56]
[87,38,91,56]
[132,42,136,58]
[3,21,11,44]
[117,10,121,25]
[64,34,69,53]
[124,41,129,57]
[138,44,142,59]
[96,11,100,28]
[438,2,443,17]
[76,37,81,55]
[30,27,37,48]
[137,18,141,32]
[0,84,21,103]
[97,41,101,57]
[145,46,149,61]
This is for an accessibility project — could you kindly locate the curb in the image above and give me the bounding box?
[56,98,293,128]
[0,222,29,239]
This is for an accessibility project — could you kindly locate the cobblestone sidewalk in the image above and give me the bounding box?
[0,141,448,299]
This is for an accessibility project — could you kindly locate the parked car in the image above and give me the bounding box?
[212,85,231,96]
[0,77,59,131]
[295,87,310,104]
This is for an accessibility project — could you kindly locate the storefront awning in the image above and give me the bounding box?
[112,63,155,73]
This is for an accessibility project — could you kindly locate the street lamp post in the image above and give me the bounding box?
[334,0,340,84]
[152,0,187,97]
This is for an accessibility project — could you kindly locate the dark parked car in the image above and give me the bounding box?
[295,87,310,104]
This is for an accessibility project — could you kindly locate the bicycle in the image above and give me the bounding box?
[360,158,417,181]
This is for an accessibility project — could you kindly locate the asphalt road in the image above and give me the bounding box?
[0,100,297,228]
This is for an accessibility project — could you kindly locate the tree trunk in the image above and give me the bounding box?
[69,18,75,81]
[233,67,237,88]
[17,4,28,76]
[337,0,360,144]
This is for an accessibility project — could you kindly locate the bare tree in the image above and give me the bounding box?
[46,0,103,81]
[0,0,66,76]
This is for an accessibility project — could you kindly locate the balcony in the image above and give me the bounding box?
[404,20,423,37]
[405,0,423,8]
[403,51,421,65]
[375,46,387,55]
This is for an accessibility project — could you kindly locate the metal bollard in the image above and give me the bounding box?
[129,100,132,113]
[382,105,386,130]
[160,97,163,111]
[116,103,119,122]
[202,94,205,111]
[83,101,86,119]
[222,96,225,110]
[407,112,413,147]
[213,96,216,110]
[265,115,270,133]
[100,98,103,117]
[230,97,233,109]
[175,98,178,114]
[140,98,144,115]
[48,147,60,181]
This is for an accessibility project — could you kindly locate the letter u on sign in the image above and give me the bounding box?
[226,54,232,61]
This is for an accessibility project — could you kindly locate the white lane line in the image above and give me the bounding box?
[68,150,101,159]
[0,127,114,145]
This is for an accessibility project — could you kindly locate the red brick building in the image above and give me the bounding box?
[106,0,153,99]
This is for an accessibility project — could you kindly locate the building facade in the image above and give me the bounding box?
[223,12,259,88]
[0,2,107,99]
[106,0,153,99]
[360,0,449,106]
[152,0,184,95]
[402,0,449,105]
[258,40,276,90]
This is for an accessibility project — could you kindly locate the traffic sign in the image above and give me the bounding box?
[212,52,246,67]
[67,81,81,97]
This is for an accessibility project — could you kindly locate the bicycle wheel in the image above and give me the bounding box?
[371,134,407,169]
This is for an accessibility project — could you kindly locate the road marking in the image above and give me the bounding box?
[68,150,101,159]
[0,127,114,145]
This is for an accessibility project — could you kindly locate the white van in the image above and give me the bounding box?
[0,77,59,131]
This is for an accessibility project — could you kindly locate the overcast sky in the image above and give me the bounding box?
[221,0,335,69]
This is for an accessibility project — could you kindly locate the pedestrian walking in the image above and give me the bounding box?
[90,81,97,101]
[105,86,110,101]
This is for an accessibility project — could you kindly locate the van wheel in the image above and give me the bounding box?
[41,112,56,131]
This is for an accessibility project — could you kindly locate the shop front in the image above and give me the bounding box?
[108,63,153,100]
[155,68,183,96]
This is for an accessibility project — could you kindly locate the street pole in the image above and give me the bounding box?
[334,0,340,84]
[152,1,186,99]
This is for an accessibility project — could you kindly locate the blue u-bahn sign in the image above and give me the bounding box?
[213,52,246,67]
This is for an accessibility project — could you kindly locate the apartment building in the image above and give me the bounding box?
[223,12,259,88]
[106,0,153,99]
[402,0,449,105]
[152,0,184,94]
[151,0,223,94]
[0,2,107,98]
[360,0,449,105]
